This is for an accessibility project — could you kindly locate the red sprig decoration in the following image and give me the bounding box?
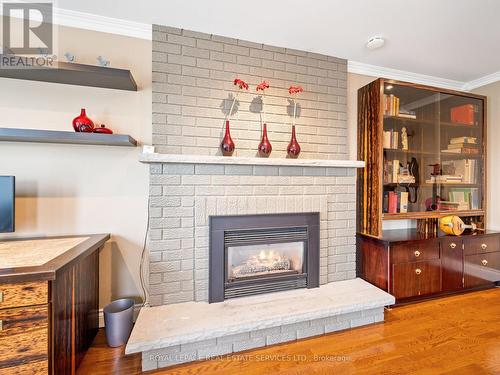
[256,81,270,92]
[234,78,249,90]
[288,85,303,95]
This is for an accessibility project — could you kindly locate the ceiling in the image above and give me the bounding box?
[55,0,500,85]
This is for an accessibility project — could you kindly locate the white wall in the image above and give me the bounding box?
[0,23,152,308]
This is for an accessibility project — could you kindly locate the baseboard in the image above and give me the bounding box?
[98,303,143,328]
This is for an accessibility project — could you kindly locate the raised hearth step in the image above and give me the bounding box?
[126,278,395,371]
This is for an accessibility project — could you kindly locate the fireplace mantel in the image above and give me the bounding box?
[139,153,365,168]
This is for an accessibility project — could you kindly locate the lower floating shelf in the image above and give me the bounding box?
[0,127,137,147]
[383,210,485,220]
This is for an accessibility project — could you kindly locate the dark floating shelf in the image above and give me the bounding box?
[0,128,137,147]
[0,55,137,91]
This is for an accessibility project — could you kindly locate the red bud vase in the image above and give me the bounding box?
[220,120,235,156]
[287,125,301,158]
[72,108,94,133]
[258,123,272,157]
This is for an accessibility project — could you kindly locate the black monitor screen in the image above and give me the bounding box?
[0,176,15,233]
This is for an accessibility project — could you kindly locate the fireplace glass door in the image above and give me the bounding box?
[226,241,305,283]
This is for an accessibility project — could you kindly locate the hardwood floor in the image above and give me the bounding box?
[77,288,500,374]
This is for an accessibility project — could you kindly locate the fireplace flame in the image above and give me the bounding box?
[232,249,292,278]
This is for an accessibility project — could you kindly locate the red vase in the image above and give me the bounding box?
[220,120,235,156]
[72,108,94,133]
[287,125,301,158]
[258,123,272,157]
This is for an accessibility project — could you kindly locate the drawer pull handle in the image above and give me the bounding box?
[481,243,487,250]
[450,243,456,249]
[482,259,488,266]
[0,320,2,331]
[415,268,422,275]
[414,250,421,257]
[0,292,3,303]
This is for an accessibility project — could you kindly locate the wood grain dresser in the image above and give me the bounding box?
[358,229,500,304]
[0,234,109,374]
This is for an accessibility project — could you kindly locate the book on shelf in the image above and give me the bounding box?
[399,191,408,213]
[447,143,479,150]
[383,190,409,214]
[392,159,400,183]
[438,201,462,211]
[450,104,480,126]
[449,136,477,145]
[441,148,480,155]
[448,187,480,210]
[383,129,399,149]
[383,94,417,119]
[426,175,463,184]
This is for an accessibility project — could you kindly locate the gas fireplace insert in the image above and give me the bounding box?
[209,213,320,303]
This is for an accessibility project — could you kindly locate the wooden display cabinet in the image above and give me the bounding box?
[357,79,500,303]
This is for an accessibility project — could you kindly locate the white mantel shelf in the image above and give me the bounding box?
[139,153,365,168]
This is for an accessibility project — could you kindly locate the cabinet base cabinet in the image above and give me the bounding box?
[358,230,500,304]
[0,236,106,374]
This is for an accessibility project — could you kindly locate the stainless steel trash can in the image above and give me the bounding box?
[104,298,134,347]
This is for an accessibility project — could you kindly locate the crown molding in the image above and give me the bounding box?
[462,70,500,91]
[348,61,465,91]
[0,3,151,40]
[53,8,152,40]
[348,61,500,92]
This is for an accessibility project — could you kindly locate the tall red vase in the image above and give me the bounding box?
[258,123,272,157]
[287,125,301,158]
[220,120,235,156]
[72,108,94,133]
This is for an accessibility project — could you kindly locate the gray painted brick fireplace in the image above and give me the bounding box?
[147,26,357,306]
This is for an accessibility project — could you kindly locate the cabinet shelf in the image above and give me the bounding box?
[384,115,481,129]
[0,55,137,91]
[0,127,137,147]
[383,209,485,220]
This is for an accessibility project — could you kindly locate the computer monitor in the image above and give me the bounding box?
[0,176,15,233]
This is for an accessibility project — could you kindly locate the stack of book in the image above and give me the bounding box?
[383,159,401,183]
[449,188,480,210]
[426,175,463,184]
[441,159,478,183]
[383,129,399,149]
[438,201,466,211]
[383,191,409,214]
[383,94,416,119]
[442,136,479,154]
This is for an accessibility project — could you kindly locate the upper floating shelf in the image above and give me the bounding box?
[0,55,137,91]
[0,127,137,147]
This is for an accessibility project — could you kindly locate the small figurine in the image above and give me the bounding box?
[97,56,110,67]
[401,126,408,150]
[64,52,75,62]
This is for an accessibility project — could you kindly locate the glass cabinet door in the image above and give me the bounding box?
[381,82,484,216]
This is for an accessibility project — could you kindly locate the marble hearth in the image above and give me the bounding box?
[127,278,395,371]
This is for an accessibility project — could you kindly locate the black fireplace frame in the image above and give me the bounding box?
[209,213,320,303]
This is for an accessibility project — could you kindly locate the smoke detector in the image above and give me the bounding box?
[366,36,385,50]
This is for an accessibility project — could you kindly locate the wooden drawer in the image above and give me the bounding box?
[0,360,48,375]
[0,281,47,309]
[0,306,48,338]
[392,259,441,299]
[464,251,500,289]
[0,306,49,374]
[464,235,500,256]
[391,241,440,263]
